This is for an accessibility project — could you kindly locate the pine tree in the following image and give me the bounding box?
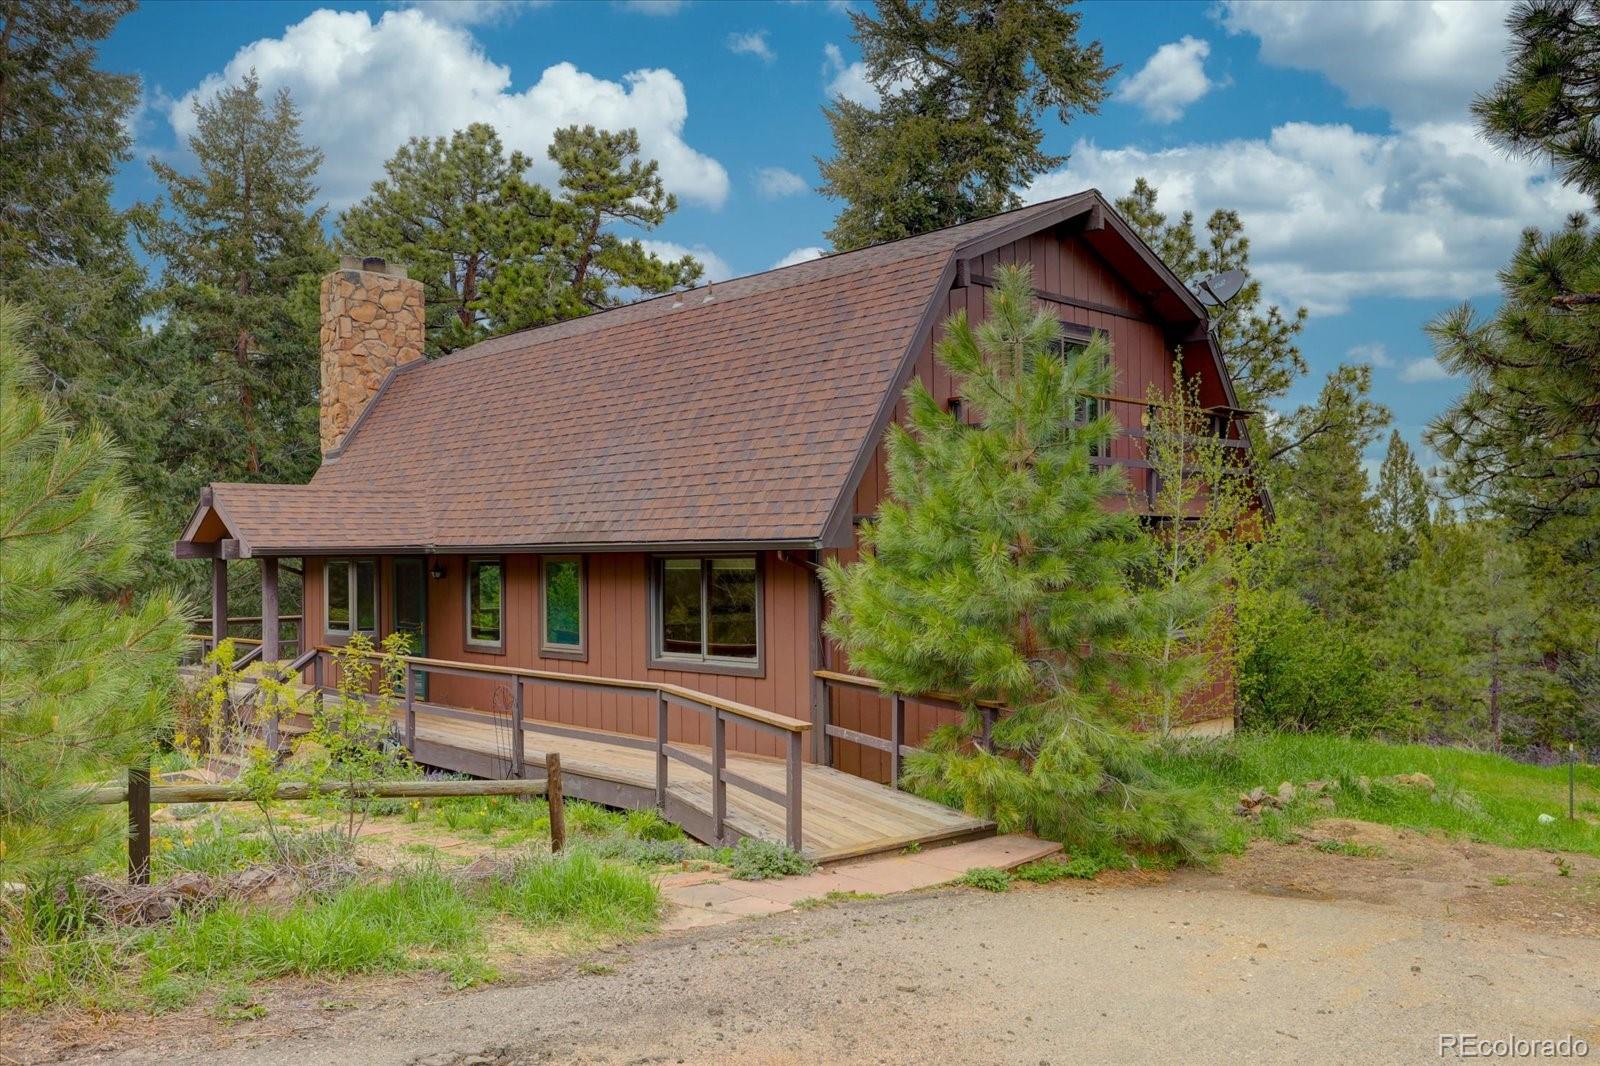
[1374,430,1432,572]
[818,0,1113,251]
[338,123,533,355]
[1451,525,1543,749]
[483,125,701,332]
[140,71,332,479]
[0,302,189,877]
[822,265,1213,857]
[0,0,147,433]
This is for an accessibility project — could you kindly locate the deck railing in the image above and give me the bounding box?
[191,614,303,659]
[304,647,811,851]
[814,670,1003,785]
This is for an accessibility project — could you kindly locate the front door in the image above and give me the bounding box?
[393,557,428,699]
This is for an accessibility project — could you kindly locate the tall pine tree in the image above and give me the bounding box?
[823,265,1212,857]
[1374,430,1432,572]
[140,71,332,481]
[818,0,1113,250]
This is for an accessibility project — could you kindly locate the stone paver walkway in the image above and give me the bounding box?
[660,833,1061,930]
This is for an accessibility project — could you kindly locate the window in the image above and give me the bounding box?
[653,556,760,669]
[540,556,585,657]
[324,559,377,637]
[1053,335,1104,458]
[465,558,504,650]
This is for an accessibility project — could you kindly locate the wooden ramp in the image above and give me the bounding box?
[387,701,993,863]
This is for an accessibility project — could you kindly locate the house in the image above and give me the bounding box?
[174,190,1257,852]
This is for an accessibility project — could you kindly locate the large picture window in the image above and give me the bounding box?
[653,556,760,669]
[465,558,504,650]
[540,556,585,657]
[324,559,377,637]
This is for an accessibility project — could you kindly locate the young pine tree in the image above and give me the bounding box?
[0,303,189,879]
[1374,429,1432,573]
[822,265,1214,858]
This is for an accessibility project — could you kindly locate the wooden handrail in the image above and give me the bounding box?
[308,645,806,850]
[813,669,1005,784]
[320,646,809,734]
[813,669,1006,710]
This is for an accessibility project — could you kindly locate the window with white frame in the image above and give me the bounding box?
[324,559,377,637]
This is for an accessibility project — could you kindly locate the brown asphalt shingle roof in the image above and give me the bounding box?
[205,195,1091,555]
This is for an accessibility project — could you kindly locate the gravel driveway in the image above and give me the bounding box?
[88,830,1600,1066]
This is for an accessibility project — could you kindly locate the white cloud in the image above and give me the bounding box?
[1399,356,1453,383]
[727,30,775,63]
[1119,36,1217,123]
[755,166,808,198]
[640,239,731,281]
[620,0,684,14]
[1028,120,1586,314]
[1347,343,1393,368]
[168,9,728,210]
[772,246,825,269]
[1217,0,1514,123]
[823,43,876,106]
[400,1,548,26]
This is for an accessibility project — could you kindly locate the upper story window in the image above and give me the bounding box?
[1053,335,1105,458]
[653,556,760,670]
[325,559,377,637]
[540,556,585,658]
[465,558,504,650]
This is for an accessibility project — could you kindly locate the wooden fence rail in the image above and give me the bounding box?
[813,669,1002,785]
[102,757,565,886]
[309,647,811,851]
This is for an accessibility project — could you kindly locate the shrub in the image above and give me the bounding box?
[726,838,814,881]
[1014,855,1104,883]
[957,866,1012,892]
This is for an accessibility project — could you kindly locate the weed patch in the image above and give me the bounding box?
[957,867,1012,892]
[727,839,814,881]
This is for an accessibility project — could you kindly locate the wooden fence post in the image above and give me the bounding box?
[547,752,566,853]
[404,664,417,753]
[511,679,525,779]
[785,731,804,853]
[889,693,904,788]
[654,690,669,811]
[712,711,727,844]
[127,764,151,886]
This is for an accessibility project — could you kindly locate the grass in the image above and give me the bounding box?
[1153,732,1600,858]
[2,852,660,1014]
[1313,839,1384,858]
[956,867,1013,892]
[1014,855,1109,883]
[793,890,879,910]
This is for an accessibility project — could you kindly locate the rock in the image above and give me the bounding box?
[1303,780,1327,796]
[1387,773,1436,790]
[1276,781,1297,805]
[1538,813,1557,825]
[1316,796,1336,811]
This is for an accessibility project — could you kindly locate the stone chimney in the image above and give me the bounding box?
[319,255,425,454]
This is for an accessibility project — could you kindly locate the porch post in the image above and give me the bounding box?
[260,557,280,663]
[211,558,228,652]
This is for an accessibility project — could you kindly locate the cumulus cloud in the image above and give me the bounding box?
[400,1,547,26]
[1028,120,1585,314]
[1217,0,1515,123]
[727,30,775,63]
[1119,36,1217,123]
[639,239,731,281]
[1347,343,1394,368]
[167,8,728,210]
[755,166,808,198]
[1399,356,1454,383]
[823,43,876,105]
[772,246,825,269]
[619,0,684,15]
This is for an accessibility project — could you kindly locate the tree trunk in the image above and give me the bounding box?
[1489,630,1503,750]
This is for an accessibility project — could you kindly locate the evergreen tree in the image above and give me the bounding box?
[0,0,146,431]
[1451,525,1543,748]
[338,123,533,355]
[1276,372,1386,624]
[822,265,1212,857]
[0,303,189,877]
[818,0,1113,251]
[484,125,701,332]
[1475,0,1600,205]
[1115,179,1306,416]
[1374,430,1432,572]
[140,71,332,480]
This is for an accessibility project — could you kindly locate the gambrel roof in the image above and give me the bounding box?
[178,191,1244,558]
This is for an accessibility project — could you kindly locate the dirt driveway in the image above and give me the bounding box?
[25,822,1600,1065]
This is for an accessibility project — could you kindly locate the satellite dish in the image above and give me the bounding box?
[1196,268,1246,308]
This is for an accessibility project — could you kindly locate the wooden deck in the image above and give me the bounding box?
[385,700,993,863]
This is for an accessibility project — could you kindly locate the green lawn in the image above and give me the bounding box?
[1154,732,1600,858]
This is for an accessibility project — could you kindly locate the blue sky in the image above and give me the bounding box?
[104,0,1585,475]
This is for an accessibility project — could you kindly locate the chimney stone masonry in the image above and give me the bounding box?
[319,255,425,454]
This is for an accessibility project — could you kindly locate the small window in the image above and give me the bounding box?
[1054,336,1104,458]
[325,559,377,637]
[466,558,504,650]
[653,557,760,667]
[540,556,585,657]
